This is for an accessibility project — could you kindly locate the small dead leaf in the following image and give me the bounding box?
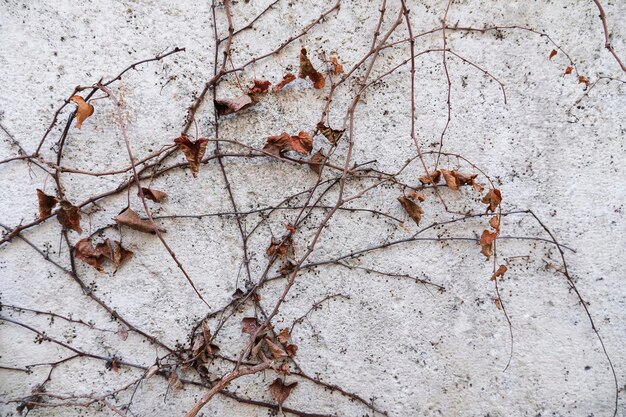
[494,297,502,310]
[111,240,133,272]
[70,95,94,129]
[264,132,313,157]
[330,57,344,75]
[267,235,294,259]
[398,196,423,226]
[249,79,271,94]
[174,135,209,177]
[564,66,573,75]
[408,192,426,202]
[489,215,501,231]
[168,370,183,390]
[279,261,296,276]
[309,149,326,175]
[269,378,298,407]
[455,172,478,188]
[481,189,502,213]
[242,317,261,336]
[37,189,58,219]
[74,238,107,272]
[214,94,253,116]
[265,337,288,358]
[480,230,498,259]
[140,188,167,203]
[490,264,508,281]
[285,343,298,357]
[299,48,325,89]
[471,178,485,193]
[549,49,558,60]
[419,170,441,185]
[316,122,345,144]
[277,363,291,375]
[57,200,82,233]
[578,75,590,85]
[277,328,290,344]
[114,208,165,234]
[110,359,120,372]
[273,73,296,92]
[440,169,459,191]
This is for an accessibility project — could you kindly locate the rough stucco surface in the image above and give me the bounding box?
[0,0,625,416]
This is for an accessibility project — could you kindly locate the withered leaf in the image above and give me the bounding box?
[316,122,345,144]
[440,169,459,191]
[408,191,426,202]
[490,264,508,281]
[37,189,58,219]
[57,200,82,233]
[481,189,502,213]
[330,57,344,75]
[285,343,298,357]
[269,378,298,407]
[265,337,288,359]
[273,73,296,92]
[549,49,558,60]
[419,170,441,185]
[309,149,326,175]
[267,235,294,259]
[494,297,502,310]
[299,48,325,89]
[110,359,120,372]
[70,95,94,129]
[140,188,167,203]
[242,317,261,336]
[263,132,313,157]
[578,75,590,85]
[489,215,501,231]
[564,66,573,75]
[249,79,271,94]
[168,370,183,390]
[398,195,423,226]
[277,328,290,344]
[114,208,165,234]
[111,240,133,272]
[74,238,107,272]
[480,230,498,259]
[174,135,208,177]
[279,261,296,276]
[214,94,253,116]
[277,363,291,375]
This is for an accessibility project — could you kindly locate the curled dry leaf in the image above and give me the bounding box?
[57,200,82,233]
[277,328,290,344]
[419,170,441,185]
[37,189,58,219]
[214,94,253,116]
[480,230,498,259]
[73,238,107,272]
[277,363,291,375]
[564,66,573,75]
[285,343,298,357]
[482,189,502,213]
[330,56,344,75]
[489,215,501,231]
[494,297,502,310]
[309,149,326,175]
[273,73,296,92]
[174,135,208,177]
[168,370,183,390]
[549,49,558,60]
[441,169,459,190]
[578,75,590,85]
[249,79,271,94]
[299,48,325,89]
[140,187,167,203]
[70,95,94,129]
[408,191,426,202]
[263,132,313,157]
[398,195,423,226]
[269,378,298,407]
[265,337,288,358]
[114,208,165,234]
[316,122,345,144]
[242,317,261,336]
[111,240,133,272]
[490,264,508,281]
[267,235,295,259]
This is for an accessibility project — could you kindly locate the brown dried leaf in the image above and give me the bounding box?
[440,169,459,191]
[398,196,423,226]
[494,297,502,310]
[112,240,133,272]
[214,94,253,116]
[279,261,296,276]
[549,49,558,60]
[419,170,441,185]
[480,230,498,259]
[114,208,165,234]
[264,132,313,157]
[70,95,94,129]
[489,215,501,231]
[267,235,294,259]
[481,189,502,213]
[277,363,291,375]
[564,66,573,75]
[273,73,296,92]
[490,264,508,281]
[408,192,426,202]
[140,188,167,203]
[316,122,345,144]
[265,337,288,358]
[330,57,344,75]
[285,343,298,357]
[299,48,325,89]
[110,359,120,372]
[578,75,590,85]
[73,238,106,272]
[57,200,82,233]
[249,79,271,94]
[455,172,478,187]
[242,317,261,336]
[471,178,485,193]
[269,378,298,407]
[309,149,326,175]
[37,189,58,219]
[174,135,209,177]
[277,328,290,344]
[168,370,183,390]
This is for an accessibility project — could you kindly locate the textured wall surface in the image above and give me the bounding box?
[0,1,625,416]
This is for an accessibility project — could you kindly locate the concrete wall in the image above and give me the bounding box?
[0,1,624,416]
